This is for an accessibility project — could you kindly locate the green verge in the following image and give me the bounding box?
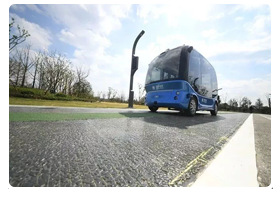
[9,112,160,122]
[9,97,149,109]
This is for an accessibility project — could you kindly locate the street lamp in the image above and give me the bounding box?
[128,30,145,108]
[269,93,271,108]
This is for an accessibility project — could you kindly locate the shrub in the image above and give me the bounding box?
[55,93,67,98]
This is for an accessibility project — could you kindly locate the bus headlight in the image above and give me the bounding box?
[176,91,180,95]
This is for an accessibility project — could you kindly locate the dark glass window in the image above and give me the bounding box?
[211,66,218,98]
[188,50,201,93]
[145,47,181,85]
[200,56,212,98]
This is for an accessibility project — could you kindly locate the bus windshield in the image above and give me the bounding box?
[145,47,182,85]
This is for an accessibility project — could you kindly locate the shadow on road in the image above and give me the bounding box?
[120,110,226,130]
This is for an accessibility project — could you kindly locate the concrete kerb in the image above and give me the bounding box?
[191,114,259,187]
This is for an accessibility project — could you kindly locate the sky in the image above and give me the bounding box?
[8,4,271,106]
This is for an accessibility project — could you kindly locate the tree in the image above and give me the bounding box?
[255,98,263,110]
[228,98,238,111]
[13,45,36,87]
[241,97,251,112]
[9,18,30,52]
[138,83,146,103]
[102,92,106,99]
[221,93,229,104]
[72,79,93,98]
[9,57,20,82]
[119,91,126,102]
[265,93,271,108]
[107,87,112,100]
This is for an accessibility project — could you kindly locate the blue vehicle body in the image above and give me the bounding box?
[145,80,216,111]
[144,45,219,114]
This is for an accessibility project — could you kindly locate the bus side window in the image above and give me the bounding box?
[188,50,201,92]
[200,56,212,98]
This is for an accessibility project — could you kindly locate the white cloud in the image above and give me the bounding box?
[244,14,271,37]
[235,16,244,21]
[10,4,25,12]
[201,29,217,38]
[9,13,52,51]
[136,4,224,26]
[25,4,43,14]
[229,4,267,15]
[219,77,271,106]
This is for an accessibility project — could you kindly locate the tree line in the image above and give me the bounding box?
[9,18,147,103]
[9,45,93,99]
[219,94,271,114]
[9,18,93,99]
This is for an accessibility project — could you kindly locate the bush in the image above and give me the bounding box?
[9,86,99,102]
[55,93,67,98]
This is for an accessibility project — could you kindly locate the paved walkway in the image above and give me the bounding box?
[192,114,259,187]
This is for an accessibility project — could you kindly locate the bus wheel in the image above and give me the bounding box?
[187,97,197,116]
[149,106,158,112]
[210,103,218,116]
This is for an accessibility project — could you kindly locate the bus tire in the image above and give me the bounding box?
[149,106,158,112]
[210,103,218,116]
[187,97,197,116]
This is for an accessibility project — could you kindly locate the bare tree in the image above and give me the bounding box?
[107,87,112,100]
[222,93,229,104]
[9,18,30,52]
[13,45,36,87]
[102,92,106,100]
[9,57,20,82]
[255,98,263,110]
[120,90,126,102]
[229,98,238,108]
[30,51,42,88]
[111,88,118,100]
[265,93,271,108]
[72,65,90,96]
[138,83,146,102]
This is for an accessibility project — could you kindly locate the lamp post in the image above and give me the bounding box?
[269,93,271,108]
[128,30,145,108]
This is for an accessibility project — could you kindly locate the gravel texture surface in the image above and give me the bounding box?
[9,107,249,187]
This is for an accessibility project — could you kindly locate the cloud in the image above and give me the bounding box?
[10,4,25,12]
[219,77,271,106]
[9,13,52,51]
[235,16,244,21]
[136,4,225,26]
[201,29,221,39]
[229,4,268,14]
[244,14,271,37]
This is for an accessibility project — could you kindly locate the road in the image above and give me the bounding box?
[253,114,271,187]
[9,106,250,187]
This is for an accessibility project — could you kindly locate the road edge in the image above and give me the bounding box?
[191,114,259,187]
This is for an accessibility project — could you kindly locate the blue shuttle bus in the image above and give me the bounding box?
[144,45,220,116]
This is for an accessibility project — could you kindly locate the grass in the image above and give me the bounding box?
[9,97,149,109]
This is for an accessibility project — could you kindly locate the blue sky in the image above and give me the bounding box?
[9,4,271,105]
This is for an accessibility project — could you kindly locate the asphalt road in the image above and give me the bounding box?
[9,106,250,187]
[253,114,271,187]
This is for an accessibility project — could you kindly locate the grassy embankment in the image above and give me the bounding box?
[9,86,149,109]
[9,97,148,109]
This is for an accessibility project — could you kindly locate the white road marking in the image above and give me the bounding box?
[192,114,259,187]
